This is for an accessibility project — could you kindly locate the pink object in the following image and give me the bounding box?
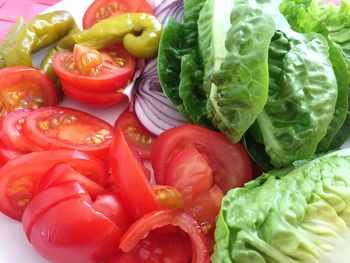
[0,0,61,41]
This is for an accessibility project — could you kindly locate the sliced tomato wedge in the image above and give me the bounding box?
[110,130,159,220]
[164,145,213,204]
[0,109,42,153]
[0,149,107,220]
[23,106,114,158]
[119,210,210,263]
[53,45,136,94]
[62,81,127,108]
[107,232,191,263]
[114,109,155,159]
[37,163,107,199]
[0,66,57,120]
[23,182,124,263]
[82,0,153,29]
[151,124,252,193]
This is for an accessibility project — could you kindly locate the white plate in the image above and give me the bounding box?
[0,0,129,262]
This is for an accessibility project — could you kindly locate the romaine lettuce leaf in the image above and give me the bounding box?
[254,30,338,167]
[198,0,276,142]
[213,148,350,263]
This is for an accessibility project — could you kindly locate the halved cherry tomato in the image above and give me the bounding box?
[110,130,159,219]
[0,109,43,153]
[164,145,213,204]
[114,108,155,159]
[151,124,252,193]
[37,163,107,199]
[0,150,107,220]
[53,45,136,94]
[107,232,191,263]
[62,81,127,108]
[82,0,153,29]
[23,182,124,263]
[23,106,114,158]
[0,66,57,120]
[119,210,210,263]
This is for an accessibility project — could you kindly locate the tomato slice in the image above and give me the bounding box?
[23,106,114,158]
[0,66,57,120]
[62,80,127,108]
[0,109,43,153]
[0,139,23,166]
[53,45,136,94]
[153,185,184,210]
[164,145,213,204]
[114,109,155,159]
[24,188,123,263]
[119,210,210,263]
[0,150,108,220]
[82,0,153,29]
[107,232,192,263]
[151,124,252,193]
[37,163,107,199]
[110,130,159,220]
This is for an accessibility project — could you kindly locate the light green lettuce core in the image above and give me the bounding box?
[212,148,350,263]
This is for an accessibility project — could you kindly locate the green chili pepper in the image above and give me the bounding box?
[57,24,81,52]
[73,13,162,58]
[2,11,76,66]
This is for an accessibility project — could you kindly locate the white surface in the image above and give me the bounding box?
[0,1,127,262]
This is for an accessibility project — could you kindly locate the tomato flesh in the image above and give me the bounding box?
[164,145,213,204]
[107,232,191,263]
[0,66,56,119]
[0,109,42,153]
[23,106,114,158]
[151,124,252,193]
[53,45,136,94]
[114,109,155,159]
[120,210,210,263]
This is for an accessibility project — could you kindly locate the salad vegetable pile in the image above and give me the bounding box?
[0,0,349,262]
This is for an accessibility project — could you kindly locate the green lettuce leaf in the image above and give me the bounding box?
[158,0,210,125]
[198,0,277,142]
[213,148,350,263]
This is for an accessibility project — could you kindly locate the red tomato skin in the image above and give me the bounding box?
[119,210,210,263]
[23,106,114,158]
[151,124,252,193]
[27,197,123,263]
[114,109,155,159]
[106,232,191,263]
[92,193,133,231]
[0,109,43,153]
[62,81,127,108]
[22,181,88,237]
[164,144,213,204]
[37,163,107,199]
[52,46,136,93]
[0,66,57,118]
[110,130,159,220]
[0,150,108,221]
